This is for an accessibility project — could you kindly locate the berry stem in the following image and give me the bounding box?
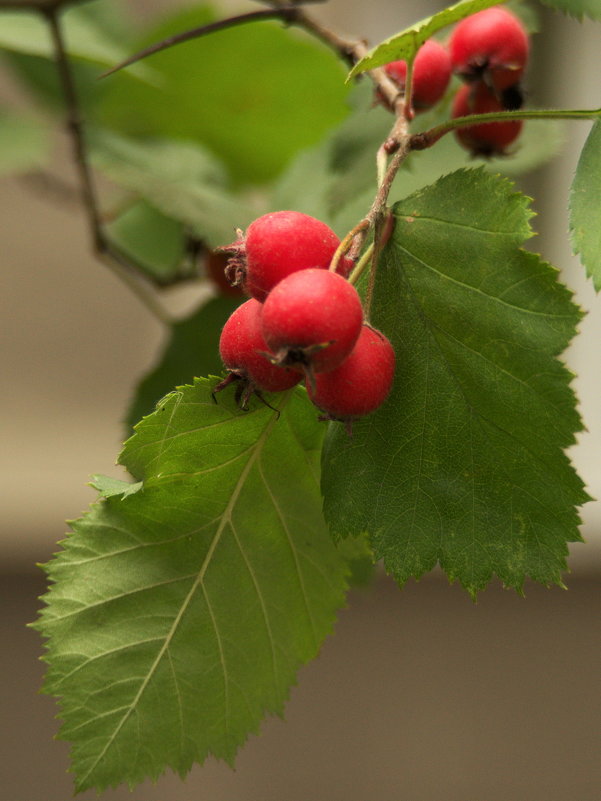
[411,107,601,150]
[348,243,374,287]
[329,219,370,273]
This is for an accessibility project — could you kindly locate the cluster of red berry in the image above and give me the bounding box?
[382,6,529,156]
[215,211,395,427]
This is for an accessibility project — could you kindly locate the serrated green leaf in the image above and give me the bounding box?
[538,0,601,21]
[0,109,49,173]
[347,0,505,79]
[125,296,242,430]
[322,169,589,597]
[570,119,601,289]
[106,200,187,284]
[98,5,350,185]
[0,7,156,83]
[36,380,349,792]
[89,475,143,499]
[90,130,258,246]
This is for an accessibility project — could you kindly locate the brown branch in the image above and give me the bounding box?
[41,6,173,324]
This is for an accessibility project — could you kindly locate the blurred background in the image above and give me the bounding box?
[1,1,599,799]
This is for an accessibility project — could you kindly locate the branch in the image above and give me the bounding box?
[42,6,173,324]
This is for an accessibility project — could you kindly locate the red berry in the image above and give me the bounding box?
[219,211,353,301]
[384,39,452,111]
[217,299,301,404]
[449,6,529,92]
[205,250,244,297]
[261,268,363,374]
[452,82,523,157]
[306,324,395,421]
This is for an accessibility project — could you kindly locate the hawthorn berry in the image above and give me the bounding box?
[219,210,353,301]
[452,82,523,157]
[261,268,363,375]
[384,39,452,112]
[306,324,395,423]
[216,298,300,407]
[449,6,529,92]
[205,249,244,297]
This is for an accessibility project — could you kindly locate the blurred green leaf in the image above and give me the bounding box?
[106,200,187,284]
[98,4,351,184]
[0,0,137,110]
[0,108,49,173]
[90,129,258,246]
[0,7,156,83]
[538,0,601,20]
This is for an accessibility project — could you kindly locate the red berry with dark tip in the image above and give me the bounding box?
[452,82,523,156]
[449,6,529,92]
[384,39,452,111]
[306,324,395,421]
[218,298,301,395]
[261,268,363,374]
[219,211,353,301]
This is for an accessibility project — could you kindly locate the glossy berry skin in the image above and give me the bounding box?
[384,39,452,111]
[219,299,301,393]
[307,324,395,420]
[261,269,363,374]
[221,211,353,302]
[449,6,529,92]
[452,82,523,156]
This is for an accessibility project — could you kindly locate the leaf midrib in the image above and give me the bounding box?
[76,399,286,789]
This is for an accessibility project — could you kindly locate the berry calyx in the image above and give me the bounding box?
[218,211,353,301]
[452,82,523,157]
[205,249,244,297]
[449,6,529,92]
[261,268,364,376]
[216,298,300,407]
[384,39,452,112]
[306,324,395,423]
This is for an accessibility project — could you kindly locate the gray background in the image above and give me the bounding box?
[1,1,599,799]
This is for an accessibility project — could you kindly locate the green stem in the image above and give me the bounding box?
[411,107,601,150]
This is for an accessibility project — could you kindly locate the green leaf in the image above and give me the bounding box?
[89,475,143,499]
[98,5,350,185]
[348,0,505,79]
[125,296,242,430]
[537,0,601,21]
[106,200,187,284]
[35,380,349,792]
[90,129,258,247]
[570,119,601,289]
[0,108,50,173]
[322,169,589,597]
[0,7,156,83]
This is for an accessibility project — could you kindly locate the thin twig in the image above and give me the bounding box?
[42,6,173,324]
[100,8,303,79]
